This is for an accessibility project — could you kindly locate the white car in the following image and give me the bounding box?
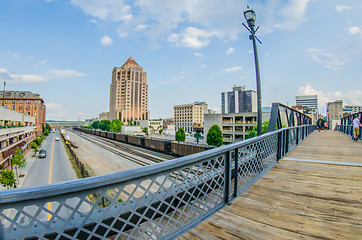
[55,137,60,141]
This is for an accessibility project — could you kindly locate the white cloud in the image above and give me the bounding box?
[212,106,221,113]
[306,48,346,69]
[180,86,188,90]
[251,0,312,33]
[70,0,312,46]
[299,85,362,113]
[134,24,148,31]
[0,67,85,84]
[0,68,47,83]
[49,69,85,78]
[348,26,361,35]
[71,0,132,22]
[46,102,63,110]
[336,5,352,12]
[101,35,114,46]
[40,60,48,64]
[194,52,204,58]
[117,29,128,38]
[168,27,222,48]
[224,66,242,72]
[226,47,234,55]
[201,64,206,68]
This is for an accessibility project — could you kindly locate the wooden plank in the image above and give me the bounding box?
[179,131,362,239]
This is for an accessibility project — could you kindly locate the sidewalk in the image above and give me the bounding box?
[0,139,46,191]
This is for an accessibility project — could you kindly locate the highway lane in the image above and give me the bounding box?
[16,129,81,226]
[22,129,77,188]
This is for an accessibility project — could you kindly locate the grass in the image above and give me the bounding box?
[60,133,84,179]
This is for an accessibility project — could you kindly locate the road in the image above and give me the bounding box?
[15,129,81,225]
[22,129,77,188]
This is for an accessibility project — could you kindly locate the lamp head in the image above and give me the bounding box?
[244,8,256,28]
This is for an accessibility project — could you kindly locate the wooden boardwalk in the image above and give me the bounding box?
[178,130,362,240]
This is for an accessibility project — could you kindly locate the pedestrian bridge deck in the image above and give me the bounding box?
[179,131,362,239]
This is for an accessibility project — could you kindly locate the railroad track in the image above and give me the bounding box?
[71,130,209,180]
[70,130,174,166]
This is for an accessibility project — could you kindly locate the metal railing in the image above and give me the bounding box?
[338,112,362,140]
[0,125,315,240]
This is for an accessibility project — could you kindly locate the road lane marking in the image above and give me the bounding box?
[47,140,55,221]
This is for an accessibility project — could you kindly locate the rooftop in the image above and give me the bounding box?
[0,91,44,101]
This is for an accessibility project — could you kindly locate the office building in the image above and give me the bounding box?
[221,110,271,145]
[174,101,208,133]
[291,106,318,125]
[344,105,362,114]
[134,119,163,134]
[99,112,109,121]
[295,95,318,112]
[327,100,343,128]
[221,86,257,113]
[0,107,36,170]
[0,91,46,136]
[109,57,149,123]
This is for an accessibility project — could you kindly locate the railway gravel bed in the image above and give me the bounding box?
[63,129,175,176]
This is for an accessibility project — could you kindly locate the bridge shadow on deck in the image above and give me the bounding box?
[179,130,362,240]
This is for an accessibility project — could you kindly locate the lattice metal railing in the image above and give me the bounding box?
[0,125,315,240]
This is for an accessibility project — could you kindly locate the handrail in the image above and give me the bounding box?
[0,125,315,240]
[337,124,361,140]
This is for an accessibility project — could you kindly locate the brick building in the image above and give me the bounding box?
[0,91,46,136]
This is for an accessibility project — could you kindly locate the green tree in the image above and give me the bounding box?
[158,129,163,135]
[194,132,202,144]
[99,120,111,131]
[142,127,148,135]
[91,121,99,129]
[207,125,223,147]
[175,128,186,142]
[0,169,17,189]
[30,142,38,154]
[43,129,49,136]
[110,119,123,132]
[12,149,27,183]
[128,118,134,126]
[34,137,42,146]
[45,123,51,132]
[246,120,286,139]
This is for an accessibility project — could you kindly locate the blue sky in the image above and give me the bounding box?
[0,0,361,121]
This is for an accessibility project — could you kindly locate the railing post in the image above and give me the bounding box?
[233,148,239,197]
[224,151,231,204]
[285,129,289,153]
[277,131,282,161]
[296,127,299,144]
[0,222,7,240]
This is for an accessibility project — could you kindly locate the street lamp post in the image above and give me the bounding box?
[243,7,263,136]
[2,81,6,107]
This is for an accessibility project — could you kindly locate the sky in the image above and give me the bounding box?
[0,0,362,121]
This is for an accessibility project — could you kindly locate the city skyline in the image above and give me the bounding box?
[0,0,361,121]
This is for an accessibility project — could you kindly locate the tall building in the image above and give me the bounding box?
[327,100,343,128]
[221,86,257,113]
[174,102,208,133]
[295,95,318,112]
[0,91,46,136]
[109,57,149,123]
